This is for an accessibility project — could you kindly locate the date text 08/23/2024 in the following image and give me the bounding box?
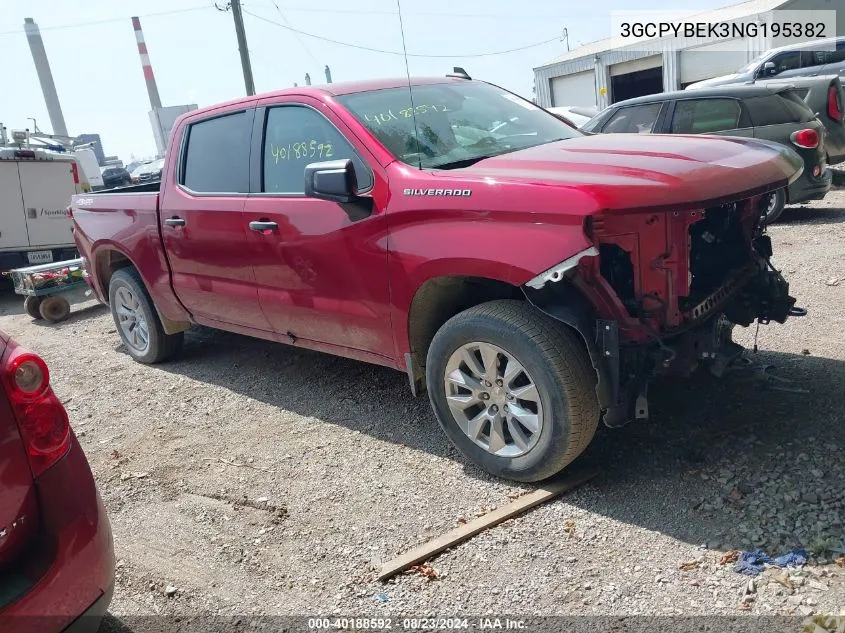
[307,618,527,630]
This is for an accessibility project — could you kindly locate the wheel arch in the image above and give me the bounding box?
[94,245,190,335]
[405,275,523,394]
[522,279,619,423]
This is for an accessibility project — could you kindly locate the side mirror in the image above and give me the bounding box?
[763,61,778,76]
[304,159,357,203]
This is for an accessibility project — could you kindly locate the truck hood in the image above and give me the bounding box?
[459,134,803,211]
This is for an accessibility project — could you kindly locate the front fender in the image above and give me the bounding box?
[388,215,593,357]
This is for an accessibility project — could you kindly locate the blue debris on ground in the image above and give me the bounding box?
[735,548,809,576]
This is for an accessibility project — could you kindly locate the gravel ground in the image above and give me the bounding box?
[1,191,844,625]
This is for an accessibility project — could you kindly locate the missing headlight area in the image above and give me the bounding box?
[683,203,749,310]
[586,200,785,335]
[599,244,636,316]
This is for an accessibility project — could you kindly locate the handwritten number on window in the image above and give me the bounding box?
[269,141,334,162]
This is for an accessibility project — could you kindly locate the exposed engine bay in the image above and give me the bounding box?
[524,192,803,428]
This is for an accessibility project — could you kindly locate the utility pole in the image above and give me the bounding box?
[226,0,255,96]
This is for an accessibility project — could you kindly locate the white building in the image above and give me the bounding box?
[533,0,844,109]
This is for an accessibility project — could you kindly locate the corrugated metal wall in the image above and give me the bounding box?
[534,9,778,108]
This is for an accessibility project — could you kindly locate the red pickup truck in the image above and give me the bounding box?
[71,76,804,482]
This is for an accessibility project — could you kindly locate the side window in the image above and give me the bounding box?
[772,51,801,73]
[776,91,814,123]
[181,111,251,193]
[601,103,663,134]
[262,106,373,194]
[827,46,845,64]
[744,93,812,126]
[803,51,823,67]
[671,99,741,134]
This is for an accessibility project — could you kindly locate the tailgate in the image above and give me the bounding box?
[0,339,39,570]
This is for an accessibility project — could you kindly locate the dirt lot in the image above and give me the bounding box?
[2,191,844,625]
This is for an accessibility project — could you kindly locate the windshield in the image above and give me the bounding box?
[337,82,581,169]
[736,53,767,74]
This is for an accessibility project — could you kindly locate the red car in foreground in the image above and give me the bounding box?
[0,331,114,633]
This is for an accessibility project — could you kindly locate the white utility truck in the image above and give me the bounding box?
[0,147,90,271]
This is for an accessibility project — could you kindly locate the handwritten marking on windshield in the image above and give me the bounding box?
[364,104,451,126]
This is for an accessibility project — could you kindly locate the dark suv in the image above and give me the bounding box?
[100,166,132,188]
[582,84,831,223]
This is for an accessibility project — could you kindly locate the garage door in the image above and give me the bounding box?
[610,55,662,77]
[550,71,596,107]
[680,40,748,85]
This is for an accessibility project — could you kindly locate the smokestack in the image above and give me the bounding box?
[304,73,311,86]
[132,16,162,110]
[23,18,68,137]
[324,65,332,84]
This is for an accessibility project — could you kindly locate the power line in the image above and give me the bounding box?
[250,4,581,19]
[268,0,320,66]
[0,5,213,37]
[243,10,559,58]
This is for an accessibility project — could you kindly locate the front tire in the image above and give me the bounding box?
[762,188,786,225]
[108,268,183,363]
[426,300,599,482]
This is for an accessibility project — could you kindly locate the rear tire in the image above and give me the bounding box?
[426,300,599,482]
[39,296,71,323]
[24,296,43,319]
[109,267,183,364]
[762,188,786,225]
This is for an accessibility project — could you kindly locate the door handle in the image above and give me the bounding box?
[249,220,278,232]
[165,217,186,227]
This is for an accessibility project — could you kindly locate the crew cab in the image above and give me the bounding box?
[71,76,804,482]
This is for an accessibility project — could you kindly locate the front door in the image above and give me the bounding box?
[160,108,272,332]
[241,99,392,358]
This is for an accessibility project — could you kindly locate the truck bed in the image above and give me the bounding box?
[85,182,161,195]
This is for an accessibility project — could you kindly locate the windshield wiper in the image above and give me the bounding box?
[432,155,496,170]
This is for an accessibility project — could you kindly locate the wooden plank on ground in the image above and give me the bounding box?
[377,465,598,581]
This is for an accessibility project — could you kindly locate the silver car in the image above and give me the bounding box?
[686,37,845,90]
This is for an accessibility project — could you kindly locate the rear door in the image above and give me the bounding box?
[160,108,272,331]
[0,163,28,251]
[667,97,753,138]
[0,337,39,572]
[18,161,76,248]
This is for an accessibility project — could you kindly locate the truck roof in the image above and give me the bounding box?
[0,147,77,162]
[185,76,473,119]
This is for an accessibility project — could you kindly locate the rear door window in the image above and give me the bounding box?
[601,103,663,134]
[181,111,252,193]
[670,99,741,134]
[743,92,814,126]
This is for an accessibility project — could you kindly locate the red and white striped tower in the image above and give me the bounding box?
[131,16,162,110]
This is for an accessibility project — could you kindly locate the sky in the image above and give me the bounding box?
[0,0,738,161]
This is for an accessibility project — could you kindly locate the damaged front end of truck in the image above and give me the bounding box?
[523,192,804,428]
